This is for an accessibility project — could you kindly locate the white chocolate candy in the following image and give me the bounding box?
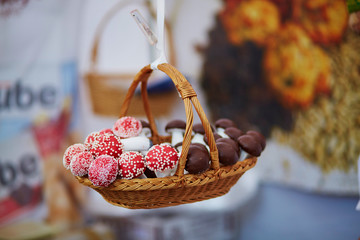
[217,128,228,138]
[121,136,152,152]
[192,133,207,145]
[165,120,186,146]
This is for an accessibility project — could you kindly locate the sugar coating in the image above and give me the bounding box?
[87,132,124,159]
[113,116,142,138]
[146,144,179,172]
[63,143,86,169]
[118,151,145,179]
[70,151,93,176]
[88,155,119,187]
[84,132,101,149]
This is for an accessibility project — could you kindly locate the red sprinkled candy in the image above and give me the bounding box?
[63,143,86,169]
[87,132,124,159]
[146,144,179,172]
[113,116,142,138]
[70,151,94,176]
[84,131,102,149]
[88,155,119,187]
[118,152,146,179]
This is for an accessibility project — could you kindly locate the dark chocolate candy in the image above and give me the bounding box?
[203,133,222,145]
[237,135,262,157]
[215,118,237,129]
[193,123,215,135]
[216,142,239,166]
[224,127,244,141]
[246,130,266,150]
[216,137,240,155]
[185,144,210,174]
[165,119,186,131]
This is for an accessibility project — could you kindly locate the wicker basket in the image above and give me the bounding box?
[77,63,257,209]
[84,1,178,117]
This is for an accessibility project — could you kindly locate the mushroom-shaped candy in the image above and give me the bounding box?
[63,143,87,169]
[145,144,179,177]
[192,123,215,147]
[86,132,124,159]
[165,119,186,146]
[86,131,150,154]
[113,116,142,138]
[237,135,263,158]
[216,137,240,156]
[70,151,93,176]
[224,127,244,141]
[246,130,266,151]
[216,141,238,166]
[118,151,146,179]
[203,132,222,146]
[88,155,119,187]
[185,143,210,174]
[215,118,237,137]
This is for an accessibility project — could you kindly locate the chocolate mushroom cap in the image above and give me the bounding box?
[246,130,266,150]
[140,120,150,129]
[204,133,222,145]
[224,127,244,141]
[191,142,208,151]
[193,123,215,134]
[166,119,187,146]
[215,118,237,129]
[165,119,186,132]
[216,137,240,155]
[185,144,210,174]
[216,142,238,166]
[193,123,205,134]
[237,135,262,157]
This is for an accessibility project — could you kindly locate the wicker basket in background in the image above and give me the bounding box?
[76,63,257,209]
[84,0,178,117]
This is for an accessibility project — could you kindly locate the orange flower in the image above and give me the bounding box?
[220,0,280,46]
[295,0,348,45]
[263,24,331,109]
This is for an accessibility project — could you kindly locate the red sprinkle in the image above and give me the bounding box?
[63,143,86,169]
[87,132,124,159]
[146,144,179,172]
[88,155,119,187]
[70,151,93,176]
[113,116,142,138]
[118,152,146,179]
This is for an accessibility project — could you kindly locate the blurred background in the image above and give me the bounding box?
[1,0,360,239]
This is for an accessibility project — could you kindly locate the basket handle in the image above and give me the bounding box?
[119,63,220,178]
[90,0,176,71]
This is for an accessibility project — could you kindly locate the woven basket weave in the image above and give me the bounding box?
[77,63,257,209]
[84,1,178,117]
